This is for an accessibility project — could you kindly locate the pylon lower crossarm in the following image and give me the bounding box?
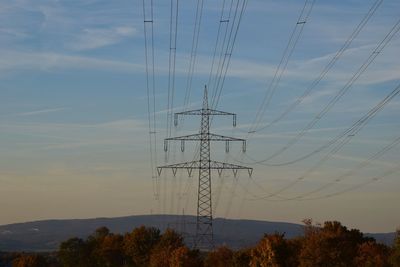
[157,160,253,177]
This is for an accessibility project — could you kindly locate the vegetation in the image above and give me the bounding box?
[1,221,399,267]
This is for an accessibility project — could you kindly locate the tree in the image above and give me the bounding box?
[12,254,49,267]
[250,233,296,267]
[233,248,252,267]
[96,234,125,267]
[58,237,89,267]
[169,246,202,267]
[204,246,234,267]
[299,220,368,267]
[355,241,390,267]
[390,229,400,267]
[123,226,161,267]
[149,229,185,267]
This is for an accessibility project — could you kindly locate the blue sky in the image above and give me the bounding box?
[0,0,399,233]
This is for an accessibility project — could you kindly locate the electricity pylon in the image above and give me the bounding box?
[157,87,253,250]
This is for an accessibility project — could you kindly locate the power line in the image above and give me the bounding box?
[209,0,240,106]
[241,164,400,202]
[166,0,180,142]
[293,166,400,201]
[211,0,248,110]
[248,0,316,133]
[287,136,400,200]
[250,0,383,133]
[182,0,205,113]
[249,82,400,200]
[207,0,233,92]
[242,18,400,164]
[143,0,158,199]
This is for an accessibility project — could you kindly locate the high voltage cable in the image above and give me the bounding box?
[217,0,315,225]
[207,0,233,93]
[242,18,400,164]
[239,165,400,202]
[210,0,248,110]
[143,0,159,199]
[284,136,400,200]
[182,0,205,113]
[248,0,315,134]
[257,165,400,202]
[165,0,180,215]
[249,82,400,200]
[176,0,233,217]
[226,0,382,216]
[246,135,400,201]
[237,67,399,167]
[181,0,246,168]
[206,0,248,224]
[176,0,247,226]
[166,0,179,142]
[251,0,383,133]
[297,166,400,201]
[209,0,238,107]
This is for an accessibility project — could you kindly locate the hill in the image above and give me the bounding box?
[0,215,395,251]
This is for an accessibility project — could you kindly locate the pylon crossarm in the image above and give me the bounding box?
[174,109,237,127]
[164,133,246,152]
[166,133,244,141]
[175,108,234,116]
[157,160,253,177]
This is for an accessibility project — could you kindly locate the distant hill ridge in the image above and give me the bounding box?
[0,215,395,251]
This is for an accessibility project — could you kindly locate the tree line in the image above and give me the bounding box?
[2,219,400,267]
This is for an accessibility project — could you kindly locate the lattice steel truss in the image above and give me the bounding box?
[157,87,252,250]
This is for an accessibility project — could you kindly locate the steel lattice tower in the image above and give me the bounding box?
[157,87,252,250]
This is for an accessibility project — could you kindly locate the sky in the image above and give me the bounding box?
[0,0,399,233]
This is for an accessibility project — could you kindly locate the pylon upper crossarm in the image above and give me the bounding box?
[165,133,244,141]
[174,109,237,127]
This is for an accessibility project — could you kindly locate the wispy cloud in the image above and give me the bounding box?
[68,26,137,51]
[0,50,144,73]
[15,107,68,117]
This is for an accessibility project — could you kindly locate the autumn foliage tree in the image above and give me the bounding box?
[204,246,234,267]
[58,237,89,267]
[298,219,385,267]
[12,254,49,267]
[390,229,400,267]
[355,240,391,267]
[123,226,161,266]
[48,221,399,267]
[250,233,299,267]
[148,228,187,267]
